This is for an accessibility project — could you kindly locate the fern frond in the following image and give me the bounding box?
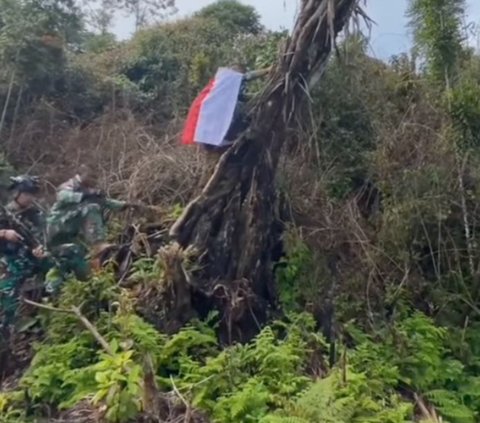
[426,390,475,422]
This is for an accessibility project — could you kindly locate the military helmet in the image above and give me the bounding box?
[8,175,41,194]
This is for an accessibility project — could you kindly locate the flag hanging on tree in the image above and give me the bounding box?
[182,68,244,147]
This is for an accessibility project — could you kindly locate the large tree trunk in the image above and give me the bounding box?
[169,0,361,342]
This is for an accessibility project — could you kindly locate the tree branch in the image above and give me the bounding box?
[22,298,113,355]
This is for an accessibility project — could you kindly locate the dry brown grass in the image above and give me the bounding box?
[5,105,207,207]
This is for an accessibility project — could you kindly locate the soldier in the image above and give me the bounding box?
[47,165,127,250]
[0,176,47,327]
[45,166,139,291]
[45,165,155,292]
[0,175,89,296]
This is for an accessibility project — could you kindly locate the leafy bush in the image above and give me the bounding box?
[21,336,96,406]
[264,368,413,423]
[90,348,144,423]
[11,266,480,423]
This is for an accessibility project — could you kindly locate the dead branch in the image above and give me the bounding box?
[22,298,113,355]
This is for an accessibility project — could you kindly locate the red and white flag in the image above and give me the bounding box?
[182,68,244,146]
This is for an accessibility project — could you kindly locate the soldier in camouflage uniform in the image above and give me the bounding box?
[0,176,47,327]
[3,176,94,297]
[47,165,126,247]
[45,166,128,292]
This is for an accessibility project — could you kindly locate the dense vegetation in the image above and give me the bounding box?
[2,0,480,422]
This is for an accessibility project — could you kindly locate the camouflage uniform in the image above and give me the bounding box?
[45,175,125,293]
[0,203,45,326]
[0,176,47,325]
[0,199,81,296]
[6,200,45,241]
[47,175,125,247]
[0,246,38,326]
[44,243,89,294]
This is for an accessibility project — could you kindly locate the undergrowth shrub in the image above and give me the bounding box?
[21,335,97,407]
[8,266,480,423]
[276,228,329,313]
[263,368,414,423]
[89,347,144,422]
[276,231,314,311]
[14,270,328,423]
[348,312,480,422]
[164,313,323,422]
[0,390,26,423]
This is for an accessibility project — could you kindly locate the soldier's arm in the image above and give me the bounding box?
[243,67,272,81]
[104,198,127,211]
[239,67,272,103]
[56,189,84,206]
[0,229,23,242]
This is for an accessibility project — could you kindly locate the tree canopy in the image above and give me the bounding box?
[195,0,263,35]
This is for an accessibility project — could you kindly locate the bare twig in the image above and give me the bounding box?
[23,298,113,355]
[169,376,192,423]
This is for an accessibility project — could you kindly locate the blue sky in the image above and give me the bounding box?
[113,0,480,59]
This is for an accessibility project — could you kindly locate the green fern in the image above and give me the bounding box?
[20,336,96,405]
[266,368,413,423]
[0,391,26,423]
[14,285,480,423]
[159,321,219,374]
[112,309,166,363]
[425,390,475,423]
[129,257,164,286]
[214,378,270,423]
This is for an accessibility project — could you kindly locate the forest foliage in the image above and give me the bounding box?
[2,0,480,422]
